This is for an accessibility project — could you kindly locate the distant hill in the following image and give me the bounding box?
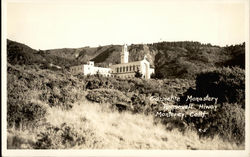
[7,39,86,68]
[7,39,43,65]
[7,39,245,79]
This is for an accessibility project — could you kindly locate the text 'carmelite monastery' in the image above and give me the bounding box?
[69,44,155,79]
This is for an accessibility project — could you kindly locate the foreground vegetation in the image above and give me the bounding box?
[7,62,245,149]
[8,98,242,149]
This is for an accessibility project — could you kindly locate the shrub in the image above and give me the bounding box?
[39,79,83,109]
[7,134,35,149]
[7,64,84,128]
[176,67,245,144]
[86,88,158,114]
[131,93,150,114]
[7,100,47,128]
[7,66,47,127]
[195,67,245,108]
[35,123,86,149]
[178,67,245,144]
[86,88,131,110]
[135,69,143,78]
[184,103,245,144]
[116,80,132,92]
[85,77,101,89]
[34,123,105,149]
[218,103,245,143]
[85,75,116,90]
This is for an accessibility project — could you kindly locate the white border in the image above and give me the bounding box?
[1,0,250,156]
[2,0,8,154]
[245,0,250,155]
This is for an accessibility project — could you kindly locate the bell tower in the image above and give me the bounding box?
[121,44,129,64]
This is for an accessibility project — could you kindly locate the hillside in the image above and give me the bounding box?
[7,39,43,65]
[7,63,244,149]
[6,39,245,149]
[7,39,245,79]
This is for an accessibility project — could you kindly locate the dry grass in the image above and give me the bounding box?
[44,98,244,149]
[7,96,244,149]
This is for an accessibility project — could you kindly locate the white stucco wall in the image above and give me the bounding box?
[83,64,111,76]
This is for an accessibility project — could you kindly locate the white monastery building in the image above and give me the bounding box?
[70,44,155,79]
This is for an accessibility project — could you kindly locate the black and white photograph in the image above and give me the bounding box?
[1,0,250,156]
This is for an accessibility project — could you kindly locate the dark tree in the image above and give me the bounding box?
[135,69,143,78]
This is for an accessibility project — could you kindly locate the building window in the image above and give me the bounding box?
[117,68,119,73]
[126,66,128,72]
[130,66,132,71]
[120,67,122,73]
[133,65,135,71]
[123,67,125,72]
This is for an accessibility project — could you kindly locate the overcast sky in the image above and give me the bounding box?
[7,0,247,50]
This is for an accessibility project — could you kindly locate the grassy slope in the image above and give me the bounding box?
[8,96,243,149]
